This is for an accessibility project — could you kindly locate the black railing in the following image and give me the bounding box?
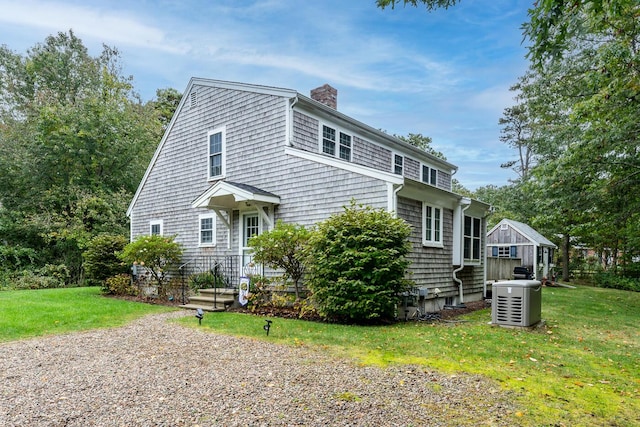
[176,255,257,304]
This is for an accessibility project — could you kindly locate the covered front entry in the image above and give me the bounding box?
[191,181,279,277]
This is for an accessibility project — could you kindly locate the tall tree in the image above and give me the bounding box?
[0,31,163,283]
[396,132,446,160]
[376,0,458,10]
[498,103,536,180]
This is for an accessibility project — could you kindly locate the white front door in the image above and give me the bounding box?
[240,212,260,273]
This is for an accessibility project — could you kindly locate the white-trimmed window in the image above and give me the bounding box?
[422,165,438,186]
[422,203,442,246]
[150,220,163,236]
[208,127,226,179]
[321,124,351,161]
[393,154,404,175]
[464,215,482,261]
[199,213,216,246]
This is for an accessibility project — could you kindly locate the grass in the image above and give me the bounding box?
[0,286,176,342]
[177,285,639,426]
[1,285,636,426]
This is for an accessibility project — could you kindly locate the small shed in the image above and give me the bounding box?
[486,219,557,281]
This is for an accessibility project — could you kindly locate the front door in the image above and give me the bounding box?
[240,212,260,274]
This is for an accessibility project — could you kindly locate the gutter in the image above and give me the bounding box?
[452,197,472,307]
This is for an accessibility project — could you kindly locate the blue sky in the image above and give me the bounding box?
[0,0,533,190]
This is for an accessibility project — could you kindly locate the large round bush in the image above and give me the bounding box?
[306,202,413,323]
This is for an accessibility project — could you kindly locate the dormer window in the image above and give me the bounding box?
[422,165,438,186]
[393,154,404,175]
[321,124,351,161]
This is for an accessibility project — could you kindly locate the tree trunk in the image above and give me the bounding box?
[562,233,571,282]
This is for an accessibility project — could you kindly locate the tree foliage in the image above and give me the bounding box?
[118,235,183,298]
[83,234,129,286]
[305,201,413,323]
[500,1,640,281]
[376,0,458,10]
[0,31,172,284]
[249,220,311,299]
[396,133,447,160]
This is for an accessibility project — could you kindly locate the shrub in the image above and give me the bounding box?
[12,269,62,290]
[118,234,183,299]
[104,274,138,296]
[249,220,310,299]
[188,270,227,291]
[305,201,413,323]
[83,234,129,286]
[595,272,640,292]
[0,245,37,271]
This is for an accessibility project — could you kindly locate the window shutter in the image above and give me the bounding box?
[510,246,517,258]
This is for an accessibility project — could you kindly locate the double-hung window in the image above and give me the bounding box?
[150,220,163,236]
[208,127,225,179]
[422,203,442,246]
[464,215,481,261]
[338,132,351,161]
[199,213,216,246]
[421,165,438,185]
[394,154,404,175]
[322,125,351,161]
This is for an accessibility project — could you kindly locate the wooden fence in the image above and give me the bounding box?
[486,257,522,281]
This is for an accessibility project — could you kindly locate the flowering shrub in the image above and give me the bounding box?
[249,220,310,299]
[118,235,183,298]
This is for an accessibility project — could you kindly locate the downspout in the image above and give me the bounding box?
[482,206,494,299]
[392,183,404,214]
[452,197,471,307]
[287,96,299,147]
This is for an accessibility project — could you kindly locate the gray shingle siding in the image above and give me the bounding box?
[397,197,455,292]
[404,157,420,181]
[129,79,487,301]
[437,170,452,190]
[130,85,288,259]
[353,136,392,170]
[292,111,319,152]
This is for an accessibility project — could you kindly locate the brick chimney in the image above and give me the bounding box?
[310,84,337,109]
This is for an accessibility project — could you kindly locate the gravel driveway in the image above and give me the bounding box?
[0,311,516,426]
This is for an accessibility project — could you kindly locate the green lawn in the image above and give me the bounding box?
[0,287,175,342]
[1,285,637,426]
[177,285,639,427]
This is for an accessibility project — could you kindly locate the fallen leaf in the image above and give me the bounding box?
[529,357,538,362]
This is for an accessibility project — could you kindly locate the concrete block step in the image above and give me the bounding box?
[189,295,235,306]
[178,304,226,312]
[198,288,238,296]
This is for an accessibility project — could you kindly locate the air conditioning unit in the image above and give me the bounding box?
[492,280,542,327]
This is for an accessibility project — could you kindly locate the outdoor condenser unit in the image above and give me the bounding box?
[492,280,542,327]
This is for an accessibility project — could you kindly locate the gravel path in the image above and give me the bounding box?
[0,311,516,426]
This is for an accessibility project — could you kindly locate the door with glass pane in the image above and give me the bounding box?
[240,212,260,273]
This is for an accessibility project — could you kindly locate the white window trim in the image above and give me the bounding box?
[422,202,443,248]
[421,164,438,186]
[393,153,404,175]
[150,219,163,236]
[198,213,216,247]
[464,215,482,263]
[319,123,352,162]
[207,126,226,180]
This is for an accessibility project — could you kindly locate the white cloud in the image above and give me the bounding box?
[0,0,186,53]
